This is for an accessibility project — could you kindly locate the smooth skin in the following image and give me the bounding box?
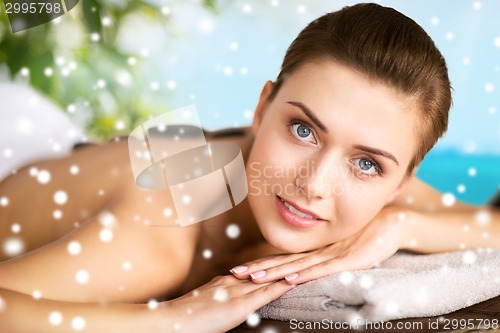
[0,61,499,332]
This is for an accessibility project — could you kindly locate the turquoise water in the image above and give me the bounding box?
[416,149,500,206]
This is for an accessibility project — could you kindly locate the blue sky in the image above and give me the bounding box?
[128,0,499,154]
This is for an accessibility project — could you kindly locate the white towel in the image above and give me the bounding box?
[0,83,86,182]
[258,250,500,322]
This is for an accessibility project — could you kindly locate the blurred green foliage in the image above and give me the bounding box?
[0,0,218,141]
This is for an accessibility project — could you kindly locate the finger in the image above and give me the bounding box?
[285,256,375,285]
[205,275,280,296]
[239,280,295,310]
[229,253,307,280]
[247,253,330,284]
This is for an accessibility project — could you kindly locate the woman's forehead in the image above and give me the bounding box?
[272,60,419,164]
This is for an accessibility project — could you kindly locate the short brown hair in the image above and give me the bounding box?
[269,3,452,174]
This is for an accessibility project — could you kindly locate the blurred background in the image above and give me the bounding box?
[0,0,499,204]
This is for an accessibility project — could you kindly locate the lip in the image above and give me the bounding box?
[275,195,326,228]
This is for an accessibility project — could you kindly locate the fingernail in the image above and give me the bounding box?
[250,270,267,279]
[285,273,299,282]
[230,266,248,274]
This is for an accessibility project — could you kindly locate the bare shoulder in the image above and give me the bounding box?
[0,139,201,302]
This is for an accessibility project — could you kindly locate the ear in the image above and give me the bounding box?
[251,81,275,135]
[386,168,417,204]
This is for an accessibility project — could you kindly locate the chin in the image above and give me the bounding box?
[259,225,320,254]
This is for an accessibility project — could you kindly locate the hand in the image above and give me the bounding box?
[157,275,295,333]
[230,207,409,285]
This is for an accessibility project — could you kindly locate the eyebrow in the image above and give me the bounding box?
[353,145,399,166]
[287,100,399,166]
[287,101,328,133]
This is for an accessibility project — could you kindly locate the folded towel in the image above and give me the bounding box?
[258,250,500,322]
[0,83,86,182]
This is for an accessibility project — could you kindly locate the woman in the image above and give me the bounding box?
[0,3,499,332]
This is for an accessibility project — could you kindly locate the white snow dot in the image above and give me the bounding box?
[161,6,171,15]
[71,316,86,331]
[385,301,399,314]
[55,56,65,66]
[32,290,42,299]
[163,208,172,217]
[445,32,454,41]
[167,80,177,90]
[246,313,261,327]
[202,249,212,259]
[75,270,90,284]
[242,4,252,13]
[101,16,112,26]
[67,241,82,256]
[473,1,482,10]
[240,67,248,75]
[494,37,500,48]
[223,66,233,76]
[485,83,494,93]
[226,224,240,239]
[37,170,51,184]
[430,16,440,26]
[3,148,13,159]
[150,81,160,91]
[122,261,132,271]
[53,191,68,205]
[53,210,63,220]
[44,67,53,77]
[297,5,306,14]
[96,79,106,89]
[359,275,374,289]
[463,57,471,65]
[128,57,137,66]
[488,107,496,115]
[230,42,239,50]
[147,299,158,310]
[115,120,125,130]
[29,167,39,176]
[11,223,21,233]
[243,109,253,119]
[3,237,24,256]
[182,195,191,205]
[70,165,80,175]
[20,67,29,76]
[49,311,63,326]
[462,251,477,264]
[468,168,477,176]
[0,196,8,207]
[99,228,113,243]
[98,211,117,228]
[475,210,491,225]
[339,272,353,285]
[90,32,100,42]
[441,193,456,207]
[213,287,228,302]
[198,18,214,34]
[457,184,466,193]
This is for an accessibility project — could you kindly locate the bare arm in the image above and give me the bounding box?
[391,176,500,252]
[231,175,500,285]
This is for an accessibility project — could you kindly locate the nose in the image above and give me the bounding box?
[295,153,339,200]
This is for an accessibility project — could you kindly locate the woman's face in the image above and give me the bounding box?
[246,59,418,253]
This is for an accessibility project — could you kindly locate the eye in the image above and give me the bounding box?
[290,121,316,144]
[352,157,382,176]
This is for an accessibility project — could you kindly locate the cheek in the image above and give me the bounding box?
[333,181,395,236]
